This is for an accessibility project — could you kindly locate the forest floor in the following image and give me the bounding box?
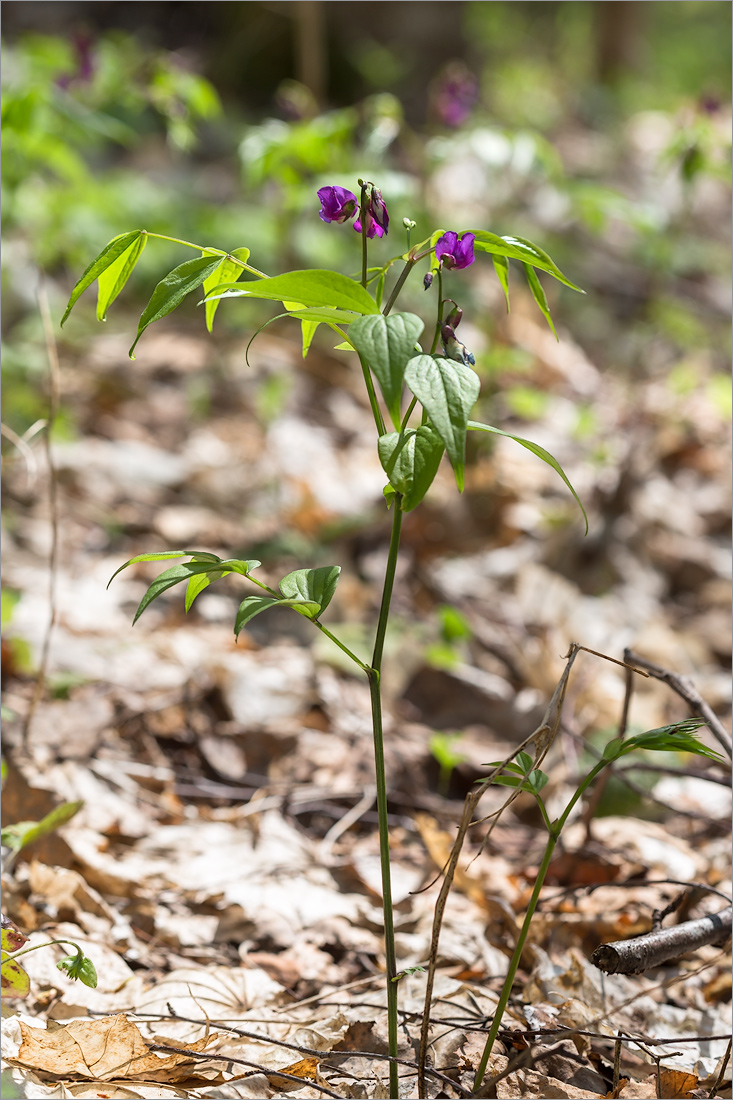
[2,220,732,1097]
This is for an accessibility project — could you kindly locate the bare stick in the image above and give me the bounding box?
[591,906,732,974]
[21,281,61,750]
[624,647,732,760]
[416,644,582,1098]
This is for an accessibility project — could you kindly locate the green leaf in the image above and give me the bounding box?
[204,269,380,315]
[349,313,425,429]
[0,801,83,854]
[405,355,480,492]
[377,426,445,511]
[129,255,224,358]
[492,255,510,312]
[1,916,28,955]
[1,952,31,998]
[234,595,320,635]
[96,232,147,322]
[61,231,143,326]
[279,566,341,617]
[129,558,261,624]
[300,318,319,358]
[203,246,250,332]
[107,549,222,589]
[468,421,589,534]
[523,263,557,339]
[527,769,549,793]
[56,952,97,988]
[620,719,723,762]
[469,231,584,292]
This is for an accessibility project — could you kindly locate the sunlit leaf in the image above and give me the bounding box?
[61,231,142,326]
[469,230,584,292]
[1,952,30,998]
[204,269,380,315]
[234,595,320,636]
[57,953,97,988]
[0,801,83,853]
[129,255,224,358]
[96,232,147,322]
[279,566,341,616]
[1,916,28,955]
[523,262,557,339]
[203,246,250,332]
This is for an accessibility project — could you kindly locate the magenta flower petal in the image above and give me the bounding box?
[435,231,475,270]
[317,186,358,224]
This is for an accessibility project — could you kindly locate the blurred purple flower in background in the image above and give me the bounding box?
[435,231,475,270]
[432,62,478,128]
[317,185,359,224]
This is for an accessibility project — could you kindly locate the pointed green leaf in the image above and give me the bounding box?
[377,426,445,511]
[61,231,142,326]
[349,313,425,429]
[204,270,380,315]
[620,719,723,762]
[96,232,147,322]
[203,246,250,332]
[469,230,584,292]
[468,421,589,534]
[234,595,320,635]
[523,263,557,339]
[492,255,510,312]
[107,550,222,589]
[1,952,31,998]
[405,355,480,492]
[279,566,341,617]
[128,557,261,623]
[129,255,224,358]
[1,916,28,955]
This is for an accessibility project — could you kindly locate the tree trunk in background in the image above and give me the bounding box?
[595,0,643,86]
[293,0,326,108]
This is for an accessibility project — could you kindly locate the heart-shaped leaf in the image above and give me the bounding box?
[378,426,444,511]
[405,355,480,491]
[279,566,341,617]
[349,313,425,428]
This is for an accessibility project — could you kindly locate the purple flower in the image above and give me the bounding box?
[317,186,359,225]
[354,187,389,238]
[433,65,478,129]
[435,231,475,271]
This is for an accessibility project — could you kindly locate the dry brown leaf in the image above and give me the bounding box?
[268,1055,323,1089]
[13,1014,216,1082]
[659,1067,700,1099]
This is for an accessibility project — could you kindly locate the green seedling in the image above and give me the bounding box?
[1,914,97,1000]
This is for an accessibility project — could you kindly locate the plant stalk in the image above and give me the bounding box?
[383,258,416,316]
[368,496,404,1098]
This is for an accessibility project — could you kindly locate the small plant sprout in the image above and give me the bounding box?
[62,180,586,1097]
[1,914,97,999]
[472,717,724,1091]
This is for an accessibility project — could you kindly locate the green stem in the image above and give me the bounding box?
[314,622,370,673]
[472,757,611,1091]
[400,396,418,431]
[359,355,387,437]
[383,258,416,316]
[429,269,444,354]
[4,939,82,964]
[143,232,268,278]
[473,830,559,1091]
[368,496,404,1099]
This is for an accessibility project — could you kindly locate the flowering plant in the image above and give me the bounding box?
[62,179,587,1095]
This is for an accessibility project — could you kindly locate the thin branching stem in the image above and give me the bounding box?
[368,496,404,1098]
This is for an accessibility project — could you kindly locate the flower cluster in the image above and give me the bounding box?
[317,184,389,238]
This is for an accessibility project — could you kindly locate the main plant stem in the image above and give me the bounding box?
[368,497,404,1099]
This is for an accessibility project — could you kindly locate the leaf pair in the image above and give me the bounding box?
[484,751,549,798]
[108,552,341,636]
[234,565,340,634]
[108,551,262,624]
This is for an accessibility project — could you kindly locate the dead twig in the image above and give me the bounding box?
[21,282,61,750]
[591,905,732,974]
[623,647,732,760]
